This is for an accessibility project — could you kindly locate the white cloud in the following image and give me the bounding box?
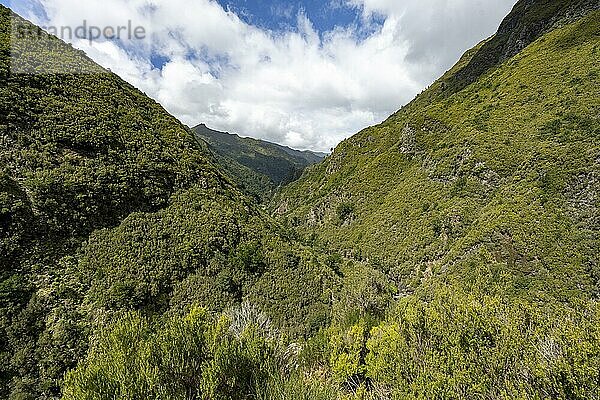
[24,0,517,151]
[347,0,517,80]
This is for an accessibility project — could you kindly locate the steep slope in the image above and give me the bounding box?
[275,3,600,301]
[445,0,600,95]
[193,124,325,202]
[0,7,338,399]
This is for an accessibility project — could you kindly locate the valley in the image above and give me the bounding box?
[1,1,599,399]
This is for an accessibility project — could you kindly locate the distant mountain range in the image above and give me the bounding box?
[193,124,326,201]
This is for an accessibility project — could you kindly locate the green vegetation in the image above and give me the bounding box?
[1,0,600,399]
[445,0,600,95]
[194,124,325,202]
[0,7,336,399]
[275,8,600,302]
[62,306,279,400]
[62,289,600,400]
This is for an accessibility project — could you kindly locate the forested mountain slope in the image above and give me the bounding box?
[0,7,337,398]
[193,124,325,202]
[275,4,600,301]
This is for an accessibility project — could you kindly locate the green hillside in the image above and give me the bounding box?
[0,7,337,399]
[275,4,600,301]
[193,124,325,202]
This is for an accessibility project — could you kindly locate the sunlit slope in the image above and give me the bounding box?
[275,11,600,300]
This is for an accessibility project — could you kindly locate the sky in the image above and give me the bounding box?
[3,0,517,152]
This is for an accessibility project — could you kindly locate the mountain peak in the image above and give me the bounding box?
[445,0,600,94]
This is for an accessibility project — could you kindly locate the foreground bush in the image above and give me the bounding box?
[64,289,600,400]
[332,288,600,399]
[62,306,276,400]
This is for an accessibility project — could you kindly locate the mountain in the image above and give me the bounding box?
[2,1,600,399]
[0,7,337,398]
[274,1,600,302]
[193,124,326,202]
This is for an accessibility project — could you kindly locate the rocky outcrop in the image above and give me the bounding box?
[445,0,600,94]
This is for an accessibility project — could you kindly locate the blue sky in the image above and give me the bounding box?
[2,0,368,33]
[3,0,517,151]
[218,0,363,33]
[1,0,42,18]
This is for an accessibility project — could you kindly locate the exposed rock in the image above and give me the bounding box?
[446,0,600,94]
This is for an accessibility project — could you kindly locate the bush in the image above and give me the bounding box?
[364,288,600,399]
[62,306,280,400]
